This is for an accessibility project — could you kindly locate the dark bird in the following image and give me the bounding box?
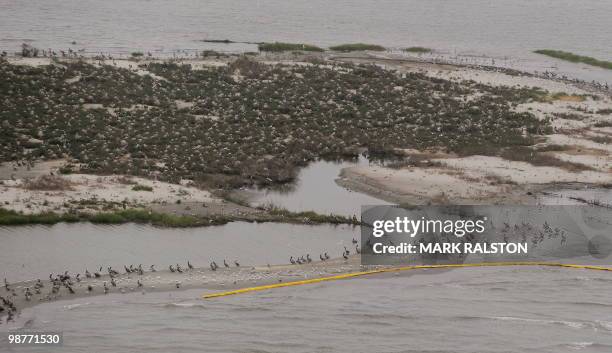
[224,259,230,268]
[187,261,194,270]
[234,260,240,267]
[169,265,176,273]
[290,256,296,264]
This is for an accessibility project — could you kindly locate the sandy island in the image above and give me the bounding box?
[1,51,611,318]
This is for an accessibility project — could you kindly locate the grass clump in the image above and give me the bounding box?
[404,47,432,53]
[534,50,612,70]
[0,207,229,227]
[0,208,79,225]
[131,184,153,192]
[258,42,324,52]
[266,205,359,225]
[329,43,386,52]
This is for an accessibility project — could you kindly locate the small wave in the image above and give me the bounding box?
[491,317,612,332]
[492,316,586,329]
[64,302,91,310]
[556,342,612,351]
[162,302,206,309]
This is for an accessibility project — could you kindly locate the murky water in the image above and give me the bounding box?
[3,267,612,353]
[0,222,358,282]
[1,0,611,83]
[243,157,390,216]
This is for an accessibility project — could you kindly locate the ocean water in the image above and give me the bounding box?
[0,0,610,59]
[4,266,612,353]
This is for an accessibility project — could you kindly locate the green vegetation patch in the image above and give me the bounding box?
[258,42,324,52]
[267,205,359,225]
[404,47,432,53]
[534,50,612,70]
[329,43,386,52]
[0,208,228,227]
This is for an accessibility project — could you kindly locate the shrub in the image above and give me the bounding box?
[132,184,153,192]
[329,43,385,52]
[258,42,324,52]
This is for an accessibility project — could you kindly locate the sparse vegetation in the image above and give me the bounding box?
[534,50,612,70]
[131,184,153,192]
[501,146,593,172]
[329,43,385,52]
[594,121,612,127]
[23,175,74,191]
[130,52,144,58]
[258,42,324,52]
[266,205,359,225]
[596,109,612,115]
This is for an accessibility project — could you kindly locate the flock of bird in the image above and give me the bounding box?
[1,240,362,323]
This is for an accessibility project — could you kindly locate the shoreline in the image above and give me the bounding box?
[1,256,365,315]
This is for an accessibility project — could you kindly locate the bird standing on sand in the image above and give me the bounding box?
[320,254,325,261]
[224,259,230,268]
[324,252,330,260]
[290,256,296,264]
[355,244,361,254]
[169,265,176,273]
[187,261,194,270]
[234,260,240,267]
[150,265,156,272]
